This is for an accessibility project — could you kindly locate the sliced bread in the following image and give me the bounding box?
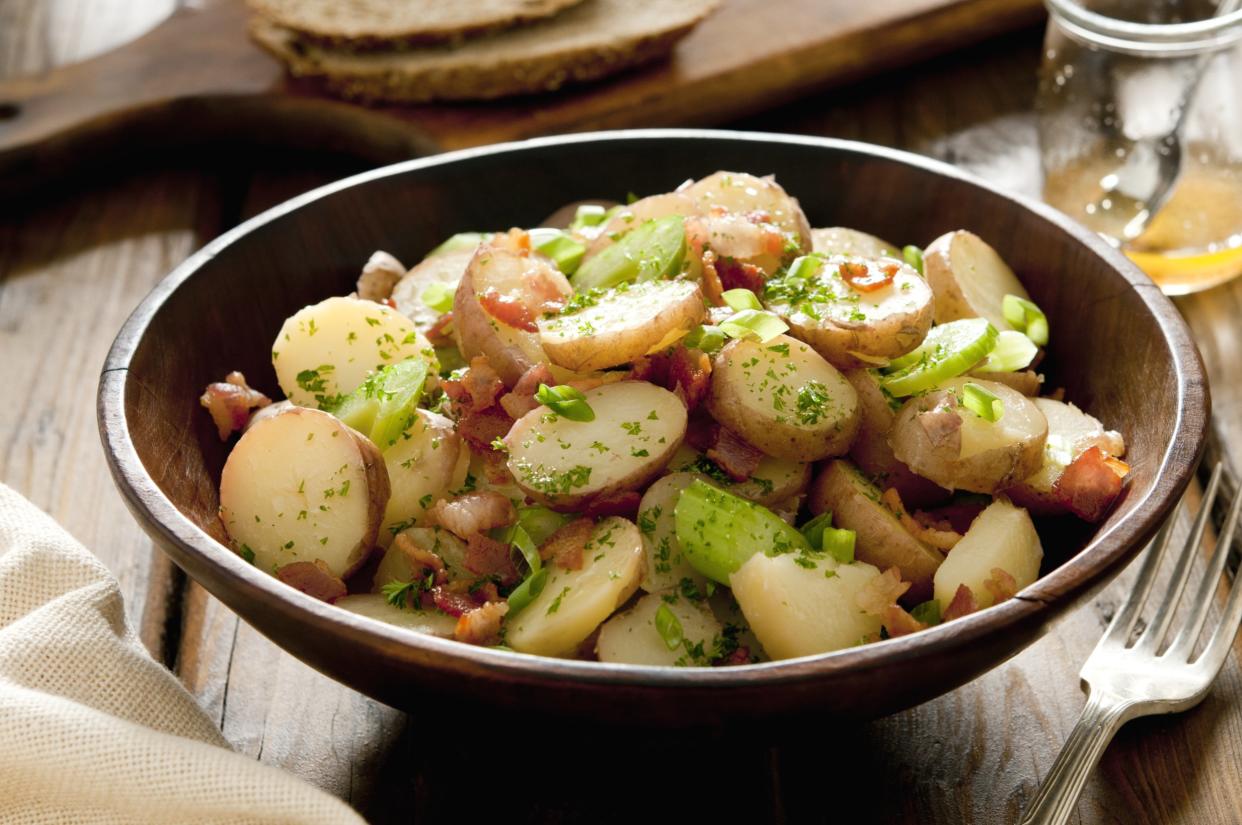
[251,0,719,104]
[247,0,588,49]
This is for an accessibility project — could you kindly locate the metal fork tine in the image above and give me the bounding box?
[1099,501,1184,647]
[1134,464,1225,654]
[1167,482,1242,661]
[1192,540,1242,680]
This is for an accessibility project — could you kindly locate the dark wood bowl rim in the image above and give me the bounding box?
[98,128,1209,690]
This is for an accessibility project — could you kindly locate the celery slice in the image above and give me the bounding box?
[978,330,1037,373]
[571,216,686,291]
[331,358,430,449]
[674,480,810,584]
[880,318,998,397]
[528,228,586,275]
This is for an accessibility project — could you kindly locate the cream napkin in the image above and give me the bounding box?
[0,483,364,825]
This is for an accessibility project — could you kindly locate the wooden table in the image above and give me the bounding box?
[4,4,1242,823]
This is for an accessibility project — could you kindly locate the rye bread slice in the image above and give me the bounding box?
[247,0,588,50]
[251,0,719,104]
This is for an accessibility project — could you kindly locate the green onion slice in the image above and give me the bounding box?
[722,288,763,312]
[979,330,1037,373]
[654,603,684,651]
[785,254,825,281]
[799,511,834,549]
[330,358,430,448]
[880,318,998,397]
[961,382,1004,422]
[902,245,924,274]
[675,480,810,584]
[428,232,489,257]
[1002,294,1049,346]
[420,282,455,314]
[503,522,541,574]
[569,204,609,229]
[719,309,789,344]
[684,324,727,354]
[534,383,595,422]
[571,215,686,291]
[821,526,856,564]
[506,568,549,616]
[528,228,586,275]
[910,599,942,626]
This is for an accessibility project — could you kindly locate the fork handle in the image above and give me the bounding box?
[1018,690,1135,825]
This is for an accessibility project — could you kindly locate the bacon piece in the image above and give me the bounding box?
[942,584,978,622]
[394,533,448,584]
[583,491,642,520]
[430,491,516,540]
[882,605,928,638]
[699,248,726,306]
[715,257,767,294]
[356,250,405,302]
[479,288,537,332]
[706,426,765,482]
[426,312,455,345]
[839,260,896,293]
[631,346,712,412]
[443,356,505,413]
[200,371,271,440]
[856,566,911,615]
[715,645,751,667]
[882,488,962,552]
[538,517,595,571]
[275,560,347,603]
[1053,446,1127,522]
[457,406,514,453]
[430,583,478,617]
[984,567,1019,604]
[454,601,509,645]
[463,533,521,587]
[499,363,555,419]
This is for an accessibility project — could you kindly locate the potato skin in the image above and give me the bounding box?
[706,334,860,462]
[807,460,943,601]
[922,230,1031,328]
[682,171,813,252]
[810,227,901,260]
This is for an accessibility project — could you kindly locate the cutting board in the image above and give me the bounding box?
[0,0,1042,185]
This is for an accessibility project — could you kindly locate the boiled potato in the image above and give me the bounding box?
[807,460,944,601]
[596,591,724,666]
[765,255,934,369]
[375,526,469,586]
[637,472,711,594]
[1006,398,1125,515]
[584,193,700,258]
[538,280,706,371]
[379,410,471,544]
[730,553,884,659]
[933,498,1043,610]
[844,369,949,508]
[889,377,1048,494]
[682,171,813,252]
[336,594,458,637]
[506,517,645,656]
[272,296,435,408]
[706,334,859,462]
[505,381,687,510]
[220,407,389,579]
[811,227,902,260]
[923,230,1031,328]
[391,248,475,334]
[665,444,811,506]
[453,234,572,386]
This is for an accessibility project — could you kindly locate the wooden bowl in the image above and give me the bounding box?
[98,130,1208,730]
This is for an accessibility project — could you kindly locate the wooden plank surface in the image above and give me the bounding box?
[3,3,1242,823]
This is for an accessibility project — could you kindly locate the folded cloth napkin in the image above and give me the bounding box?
[0,483,364,825]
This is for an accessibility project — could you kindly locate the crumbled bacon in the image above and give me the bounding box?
[856,566,911,615]
[630,346,711,411]
[839,260,897,293]
[479,288,537,332]
[582,491,642,520]
[942,584,978,622]
[429,583,479,617]
[882,605,928,638]
[715,257,766,294]
[356,250,405,302]
[394,533,447,584]
[457,406,514,452]
[1053,446,1127,522]
[984,567,1019,604]
[707,426,765,482]
[477,447,516,486]
[464,533,521,586]
[275,560,347,603]
[715,645,751,666]
[454,601,509,645]
[429,491,516,540]
[200,371,271,440]
[538,517,595,571]
[699,248,726,306]
[499,363,555,419]
[882,488,963,551]
[426,312,455,345]
[443,356,505,413]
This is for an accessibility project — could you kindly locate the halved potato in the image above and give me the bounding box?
[272,296,435,408]
[506,517,645,656]
[335,594,459,637]
[391,248,475,333]
[596,591,723,666]
[811,227,901,260]
[1006,398,1126,515]
[844,369,949,508]
[933,498,1043,611]
[889,377,1048,494]
[453,234,572,386]
[219,407,389,579]
[584,193,700,258]
[538,280,705,371]
[765,255,934,369]
[923,230,1030,328]
[637,472,711,594]
[807,459,944,601]
[706,334,859,462]
[730,553,885,659]
[505,381,687,510]
[379,410,471,544]
[682,171,812,252]
[665,444,811,507]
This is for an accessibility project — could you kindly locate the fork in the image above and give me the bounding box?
[1019,462,1242,825]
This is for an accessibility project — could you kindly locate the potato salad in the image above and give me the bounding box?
[200,171,1129,665]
